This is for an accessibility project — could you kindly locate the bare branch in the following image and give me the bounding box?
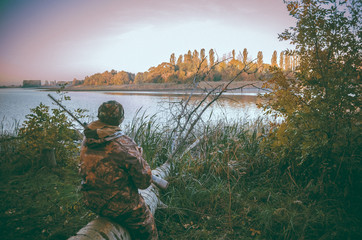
[168,59,261,160]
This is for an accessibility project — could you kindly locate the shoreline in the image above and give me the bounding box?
[40,81,266,93]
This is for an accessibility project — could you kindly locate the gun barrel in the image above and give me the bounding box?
[48,94,87,128]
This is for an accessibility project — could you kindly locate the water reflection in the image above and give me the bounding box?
[106,91,264,112]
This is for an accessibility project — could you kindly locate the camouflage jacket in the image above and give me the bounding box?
[79,120,152,214]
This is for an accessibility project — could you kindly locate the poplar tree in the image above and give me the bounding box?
[177,55,183,65]
[192,50,199,61]
[257,51,263,69]
[279,51,284,70]
[271,50,278,67]
[185,50,192,63]
[209,49,215,67]
[192,50,200,70]
[170,53,176,65]
[200,48,206,60]
[200,48,208,70]
[242,48,248,64]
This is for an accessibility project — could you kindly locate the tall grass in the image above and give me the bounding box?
[1,113,360,239]
[123,114,277,238]
[0,118,22,175]
[126,116,360,239]
[153,119,274,239]
[124,109,171,168]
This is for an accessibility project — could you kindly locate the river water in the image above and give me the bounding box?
[0,88,267,133]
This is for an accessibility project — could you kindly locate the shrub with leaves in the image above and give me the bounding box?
[263,0,361,190]
[261,1,361,238]
[17,94,86,171]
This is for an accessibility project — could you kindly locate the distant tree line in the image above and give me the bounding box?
[81,48,299,86]
[83,70,135,86]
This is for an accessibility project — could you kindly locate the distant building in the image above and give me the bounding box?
[22,80,41,88]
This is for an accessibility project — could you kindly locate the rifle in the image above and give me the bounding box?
[48,94,87,128]
[47,94,169,190]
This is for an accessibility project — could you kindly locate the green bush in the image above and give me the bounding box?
[15,93,87,172]
[260,1,361,238]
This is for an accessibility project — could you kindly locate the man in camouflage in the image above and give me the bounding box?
[79,100,158,240]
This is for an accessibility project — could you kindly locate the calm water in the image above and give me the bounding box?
[0,88,266,132]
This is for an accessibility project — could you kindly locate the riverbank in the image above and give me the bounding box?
[42,81,265,93]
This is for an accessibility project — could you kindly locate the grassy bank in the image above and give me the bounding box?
[1,115,360,240]
[0,167,95,239]
[0,121,95,239]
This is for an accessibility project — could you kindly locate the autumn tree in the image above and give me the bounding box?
[192,50,200,71]
[200,48,206,60]
[232,49,236,59]
[192,50,199,62]
[102,71,113,85]
[271,50,278,67]
[227,58,243,80]
[242,48,248,64]
[111,71,133,85]
[257,51,263,69]
[110,69,117,75]
[177,55,183,65]
[84,70,133,85]
[279,51,284,70]
[170,53,176,65]
[72,78,82,86]
[135,72,146,84]
[144,62,175,83]
[185,50,192,63]
[199,48,208,70]
[209,49,215,67]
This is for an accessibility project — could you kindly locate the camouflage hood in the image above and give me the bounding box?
[83,120,122,148]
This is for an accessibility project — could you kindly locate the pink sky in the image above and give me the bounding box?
[0,0,295,85]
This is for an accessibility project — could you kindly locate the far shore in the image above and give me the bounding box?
[40,81,266,93]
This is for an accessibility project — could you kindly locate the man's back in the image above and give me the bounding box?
[79,120,152,217]
[79,100,158,239]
